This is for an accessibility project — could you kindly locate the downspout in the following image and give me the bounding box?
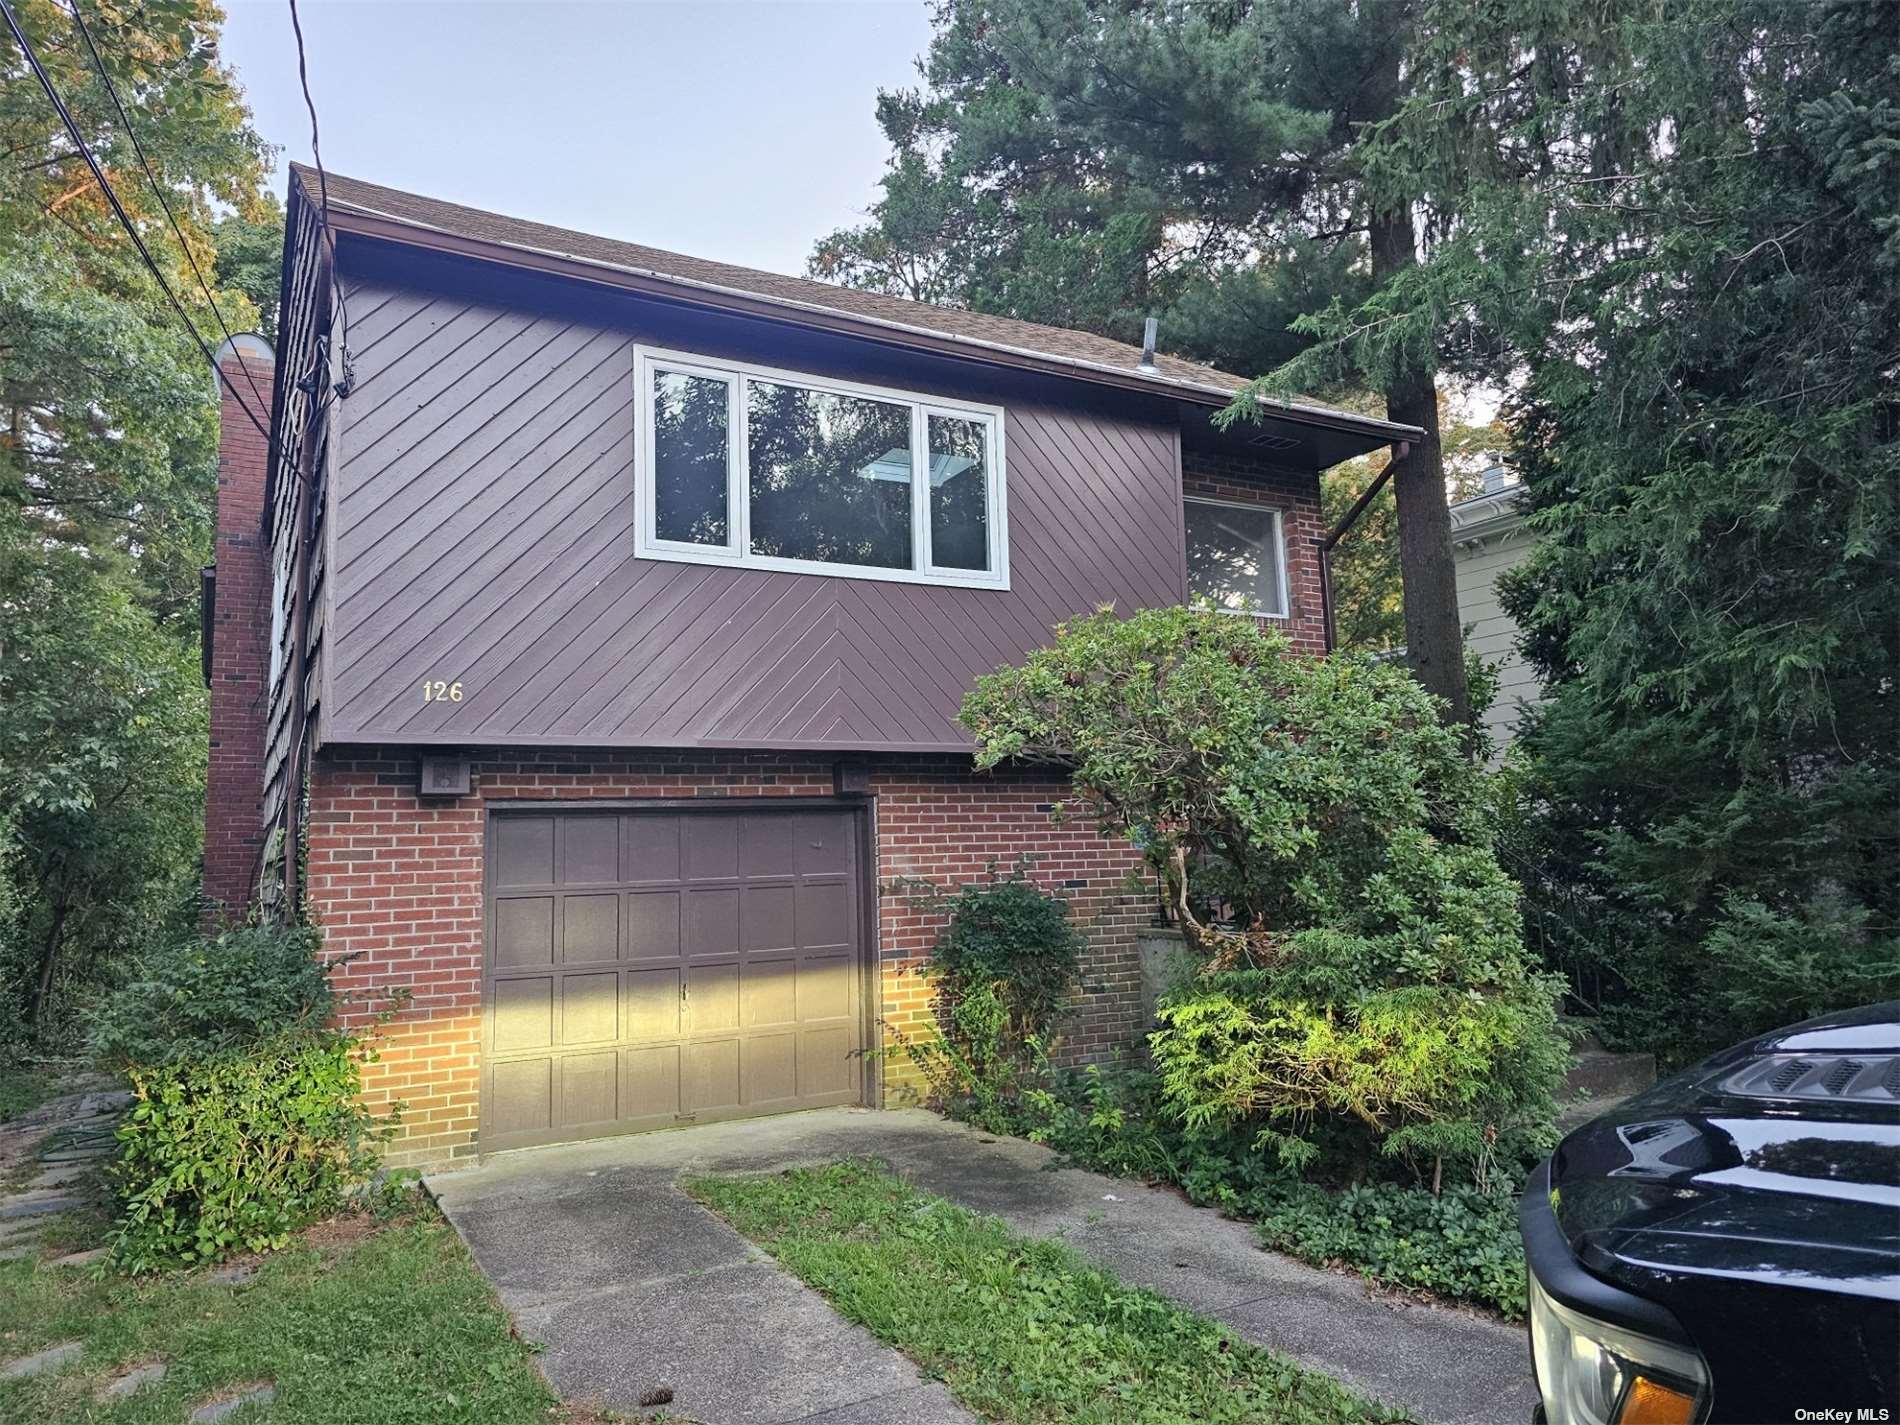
[1317,439,1411,653]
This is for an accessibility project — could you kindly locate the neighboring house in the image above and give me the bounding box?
[202,165,1419,1167]
[1449,465,1543,748]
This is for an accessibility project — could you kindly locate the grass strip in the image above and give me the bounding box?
[0,1207,561,1425]
[688,1158,1405,1425]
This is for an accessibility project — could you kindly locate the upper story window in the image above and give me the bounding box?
[1185,495,1288,618]
[635,346,1008,588]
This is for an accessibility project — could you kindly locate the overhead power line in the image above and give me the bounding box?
[0,0,272,442]
[287,0,351,396]
[64,0,270,414]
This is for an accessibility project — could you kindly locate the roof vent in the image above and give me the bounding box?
[1137,316,1158,373]
[1248,431,1301,452]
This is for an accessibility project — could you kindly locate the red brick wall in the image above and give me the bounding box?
[1182,447,1329,655]
[203,354,275,921]
[304,749,1150,1168]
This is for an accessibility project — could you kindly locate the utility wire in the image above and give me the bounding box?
[65,0,270,414]
[0,0,272,442]
[287,0,350,394]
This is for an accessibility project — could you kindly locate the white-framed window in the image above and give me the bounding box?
[1184,495,1289,618]
[634,346,1009,589]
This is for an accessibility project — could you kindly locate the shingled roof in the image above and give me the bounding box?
[291,164,1418,442]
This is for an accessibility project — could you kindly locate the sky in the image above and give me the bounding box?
[219,0,937,277]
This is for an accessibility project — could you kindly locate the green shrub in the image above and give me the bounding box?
[89,923,391,1272]
[89,924,337,1067]
[110,1029,388,1272]
[963,607,1567,1187]
[889,866,1084,1132]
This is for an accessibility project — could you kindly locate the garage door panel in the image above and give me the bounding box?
[560,972,619,1045]
[490,1059,552,1138]
[625,816,681,883]
[687,961,740,1032]
[493,978,553,1051]
[682,1039,741,1114]
[742,954,796,1027]
[627,891,681,960]
[684,816,739,880]
[485,808,864,1152]
[494,816,555,888]
[495,898,554,968]
[621,1046,680,1121]
[561,895,619,963]
[797,879,851,951]
[740,815,797,878]
[685,888,739,958]
[626,967,682,1041]
[744,1032,798,1106]
[801,1026,856,1098]
[796,814,851,876]
[741,884,796,953]
[562,815,620,885]
[558,1051,619,1126]
[797,953,853,1021]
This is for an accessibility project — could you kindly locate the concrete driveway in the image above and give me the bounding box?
[425,1107,1538,1425]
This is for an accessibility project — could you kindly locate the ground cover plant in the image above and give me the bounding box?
[0,1204,561,1425]
[1024,1068,1529,1318]
[690,1159,1402,1425]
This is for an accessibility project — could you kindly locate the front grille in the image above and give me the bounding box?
[1721,1054,1900,1104]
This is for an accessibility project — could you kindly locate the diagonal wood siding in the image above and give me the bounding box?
[321,247,1195,751]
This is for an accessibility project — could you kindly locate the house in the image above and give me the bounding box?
[1449,465,1543,748]
[202,165,1420,1167]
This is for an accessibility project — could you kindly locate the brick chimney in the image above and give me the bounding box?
[202,334,276,923]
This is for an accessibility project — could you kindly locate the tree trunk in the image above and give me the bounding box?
[1364,23,1473,730]
[28,896,68,1026]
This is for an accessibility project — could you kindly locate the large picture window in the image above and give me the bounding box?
[1185,496,1288,618]
[635,347,1008,588]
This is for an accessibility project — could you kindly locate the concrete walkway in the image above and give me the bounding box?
[426,1107,1538,1425]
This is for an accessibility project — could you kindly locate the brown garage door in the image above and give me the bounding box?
[482,805,866,1152]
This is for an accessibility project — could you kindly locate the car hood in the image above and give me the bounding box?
[1549,1001,1900,1302]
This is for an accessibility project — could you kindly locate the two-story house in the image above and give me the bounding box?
[203,166,1420,1167]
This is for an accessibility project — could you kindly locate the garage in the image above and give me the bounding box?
[481,804,869,1152]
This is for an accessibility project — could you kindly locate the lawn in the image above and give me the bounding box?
[688,1159,1404,1425]
[0,1205,566,1425]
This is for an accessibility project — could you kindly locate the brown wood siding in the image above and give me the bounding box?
[320,244,1193,751]
[260,193,333,835]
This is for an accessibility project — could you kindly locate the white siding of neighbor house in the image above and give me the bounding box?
[1454,519,1543,749]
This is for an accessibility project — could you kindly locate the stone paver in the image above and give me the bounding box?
[99,1362,168,1401]
[189,1382,276,1422]
[52,1247,108,1268]
[2,1340,83,1379]
[430,1108,1538,1425]
[0,1193,87,1218]
[206,1262,256,1286]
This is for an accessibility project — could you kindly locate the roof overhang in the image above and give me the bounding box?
[290,171,1420,459]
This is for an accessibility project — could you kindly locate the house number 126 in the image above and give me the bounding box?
[421,680,464,703]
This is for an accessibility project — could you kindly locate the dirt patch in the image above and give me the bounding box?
[299,1212,383,1251]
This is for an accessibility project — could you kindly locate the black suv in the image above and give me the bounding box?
[1521,1002,1900,1425]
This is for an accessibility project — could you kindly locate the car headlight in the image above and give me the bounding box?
[1529,1270,1709,1424]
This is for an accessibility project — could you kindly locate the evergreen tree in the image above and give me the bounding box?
[814,0,1475,718]
[1347,0,1899,1059]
